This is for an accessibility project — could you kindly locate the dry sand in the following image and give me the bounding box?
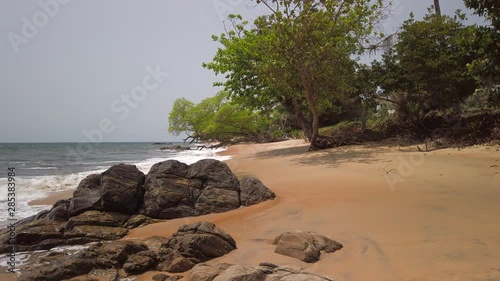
[10,140,500,281]
[130,140,500,281]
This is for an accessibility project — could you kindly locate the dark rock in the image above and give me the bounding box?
[2,159,274,254]
[259,262,279,268]
[123,251,157,274]
[79,240,149,267]
[152,273,170,281]
[157,221,236,272]
[65,210,129,231]
[140,160,195,219]
[8,218,65,247]
[141,159,274,220]
[46,199,70,221]
[68,174,102,216]
[69,165,144,216]
[188,263,337,281]
[157,255,195,273]
[18,240,147,281]
[18,257,110,281]
[273,231,343,263]
[147,160,190,179]
[65,225,128,240]
[187,159,238,190]
[141,236,171,252]
[239,177,276,206]
[125,214,162,228]
[19,222,236,281]
[141,175,195,219]
[194,185,240,216]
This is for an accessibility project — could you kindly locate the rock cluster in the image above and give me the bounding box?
[188,263,338,281]
[18,222,235,281]
[0,159,275,253]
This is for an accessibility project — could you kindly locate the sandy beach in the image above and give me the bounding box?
[15,140,500,281]
[116,140,499,281]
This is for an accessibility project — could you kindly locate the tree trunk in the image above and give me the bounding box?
[292,101,313,141]
[299,66,320,150]
[434,0,441,16]
[361,101,367,131]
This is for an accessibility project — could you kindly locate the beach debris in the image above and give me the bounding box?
[273,231,343,263]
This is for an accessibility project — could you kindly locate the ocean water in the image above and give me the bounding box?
[0,142,230,227]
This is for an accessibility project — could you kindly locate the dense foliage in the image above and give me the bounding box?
[204,0,385,150]
[371,11,478,122]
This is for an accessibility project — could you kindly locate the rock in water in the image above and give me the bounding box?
[273,231,343,263]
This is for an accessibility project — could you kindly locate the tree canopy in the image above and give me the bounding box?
[204,0,385,150]
[168,91,276,144]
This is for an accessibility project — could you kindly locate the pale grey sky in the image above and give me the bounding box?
[0,0,485,142]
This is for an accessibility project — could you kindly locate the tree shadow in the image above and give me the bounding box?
[256,142,393,168]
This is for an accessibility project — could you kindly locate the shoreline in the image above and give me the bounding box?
[132,140,500,281]
[27,190,74,206]
[18,140,500,280]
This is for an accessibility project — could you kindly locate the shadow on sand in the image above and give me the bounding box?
[255,143,394,168]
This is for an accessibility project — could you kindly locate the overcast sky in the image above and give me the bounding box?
[0,0,485,143]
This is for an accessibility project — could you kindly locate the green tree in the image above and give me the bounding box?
[168,91,275,143]
[464,0,500,106]
[205,0,384,150]
[464,0,500,30]
[372,11,477,121]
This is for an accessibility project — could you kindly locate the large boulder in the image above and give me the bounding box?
[140,161,197,219]
[68,164,145,216]
[141,159,275,219]
[273,231,343,263]
[156,221,237,272]
[187,159,239,189]
[188,263,337,281]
